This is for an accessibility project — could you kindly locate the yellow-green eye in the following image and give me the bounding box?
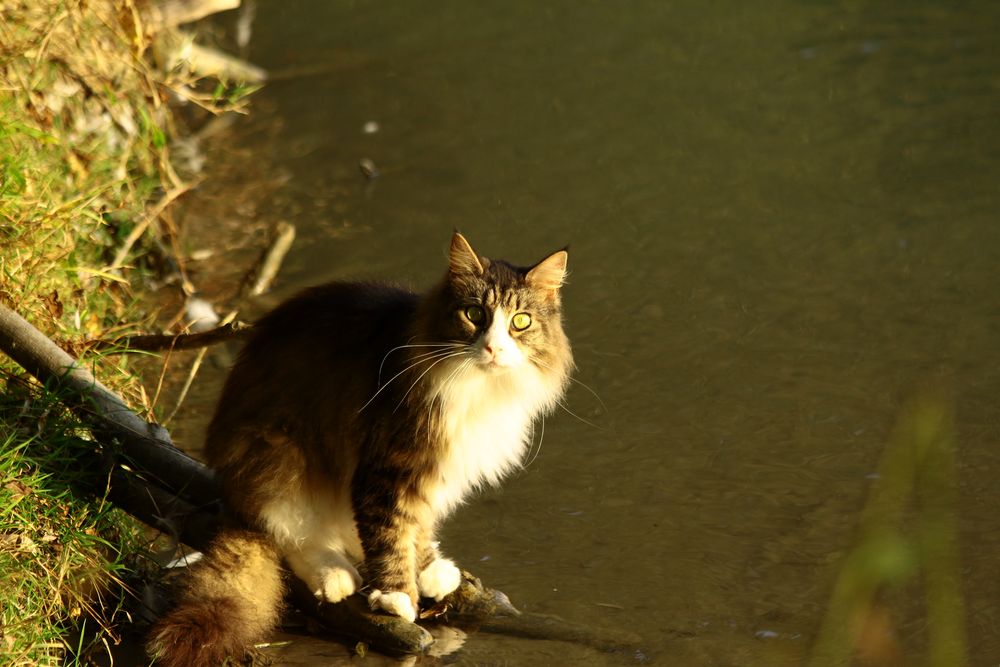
[464,305,486,324]
[511,312,532,331]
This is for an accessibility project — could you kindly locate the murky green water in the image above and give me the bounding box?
[174,1,1000,664]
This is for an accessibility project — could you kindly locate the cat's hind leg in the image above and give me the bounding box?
[261,492,364,603]
[286,547,362,603]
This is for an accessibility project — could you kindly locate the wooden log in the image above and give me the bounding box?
[159,30,267,82]
[0,303,646,657]
[288,578,434,655]
[138,0,241,31]
[426,572,646,655]
[0,304,217,506]
[106,465,221,553]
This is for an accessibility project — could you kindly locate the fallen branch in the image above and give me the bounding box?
[0,304,216,506]
[0,303,442,652]
[138,0,241,31]
[0,303,644,657]
[92,320,251,353]
[158,30,267,83]
[288,578,434,655]
[425,572,645,655]
[94,221,296,354]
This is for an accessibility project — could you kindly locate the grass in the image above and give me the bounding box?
[0,389,144,665]
[0,1,255,662]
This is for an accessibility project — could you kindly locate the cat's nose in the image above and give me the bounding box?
[484,342,506,361]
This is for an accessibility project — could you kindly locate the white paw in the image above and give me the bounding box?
[316,565,361,603]
[418,557,462,601]
[368,590,417,622]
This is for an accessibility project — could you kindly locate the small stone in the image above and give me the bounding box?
[359,158,380,180]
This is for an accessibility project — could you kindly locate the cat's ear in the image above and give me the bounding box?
[449,231,485,277]
[526,248,569,293]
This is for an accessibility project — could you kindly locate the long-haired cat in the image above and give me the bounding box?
[148,232,573,666]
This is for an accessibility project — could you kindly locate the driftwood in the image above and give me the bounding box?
[427,573,644,655]
[0,303,642,657]
[0,305,217,507]
[0,303,448,653]
[158,30,267,83]
[141,0,266,86]
[138,0,241,31]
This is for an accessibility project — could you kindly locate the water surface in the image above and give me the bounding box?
[174,2,1000,664]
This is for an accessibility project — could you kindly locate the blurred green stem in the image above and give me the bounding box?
[808,396,966,667]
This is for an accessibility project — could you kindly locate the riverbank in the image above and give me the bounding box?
[0,2,252,663]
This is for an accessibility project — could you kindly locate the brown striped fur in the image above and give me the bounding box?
[148,233,572,664]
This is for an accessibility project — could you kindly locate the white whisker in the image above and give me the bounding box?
[556,399,606,431]
[564,375,609,415]
[523,415,545,469]
[532,357,609,418]
[439,357,472,398]
[394,351,470,413]
[378,341,464,384]
[359,348,461,413]
[428,358,472,426]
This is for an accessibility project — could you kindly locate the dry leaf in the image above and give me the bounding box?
[42,289,63,319]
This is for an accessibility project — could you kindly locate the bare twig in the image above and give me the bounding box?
[162,346,207,427]
[93,320,252,353]
[108,181,197,274]
[247,222,295,297]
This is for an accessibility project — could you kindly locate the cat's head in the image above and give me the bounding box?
[420,232,572,380]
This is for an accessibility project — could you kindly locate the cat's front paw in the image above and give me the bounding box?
[418,557,462,601]
[367,589,417,622]
[316,564,362,603]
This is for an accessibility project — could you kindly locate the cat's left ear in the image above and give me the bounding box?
[449,231,485,277]
[526,248,569,294]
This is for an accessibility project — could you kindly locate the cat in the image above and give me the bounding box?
[148,232,573,666]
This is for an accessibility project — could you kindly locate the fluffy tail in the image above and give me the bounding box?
[147,529,285,667]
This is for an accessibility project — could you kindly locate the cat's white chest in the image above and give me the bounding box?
[431,374,537,514]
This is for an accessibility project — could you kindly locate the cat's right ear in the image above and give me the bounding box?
[526,247,569,293]
[449,231,485,277]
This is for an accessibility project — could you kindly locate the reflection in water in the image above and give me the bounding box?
[169,1,1000,664]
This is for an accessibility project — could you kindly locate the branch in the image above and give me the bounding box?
[138,0,241,31]
[93,221,296,354]
[92,320,251,353]
[245,221,296,297]
[0,303,644,657]
[0,305,216,505]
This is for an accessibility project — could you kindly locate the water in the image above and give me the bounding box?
[170,1,1000,664]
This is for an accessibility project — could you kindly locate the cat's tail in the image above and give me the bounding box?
[146,529,285,667]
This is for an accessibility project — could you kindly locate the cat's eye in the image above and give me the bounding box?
[464,305,486,324]
[511,312,532,331]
